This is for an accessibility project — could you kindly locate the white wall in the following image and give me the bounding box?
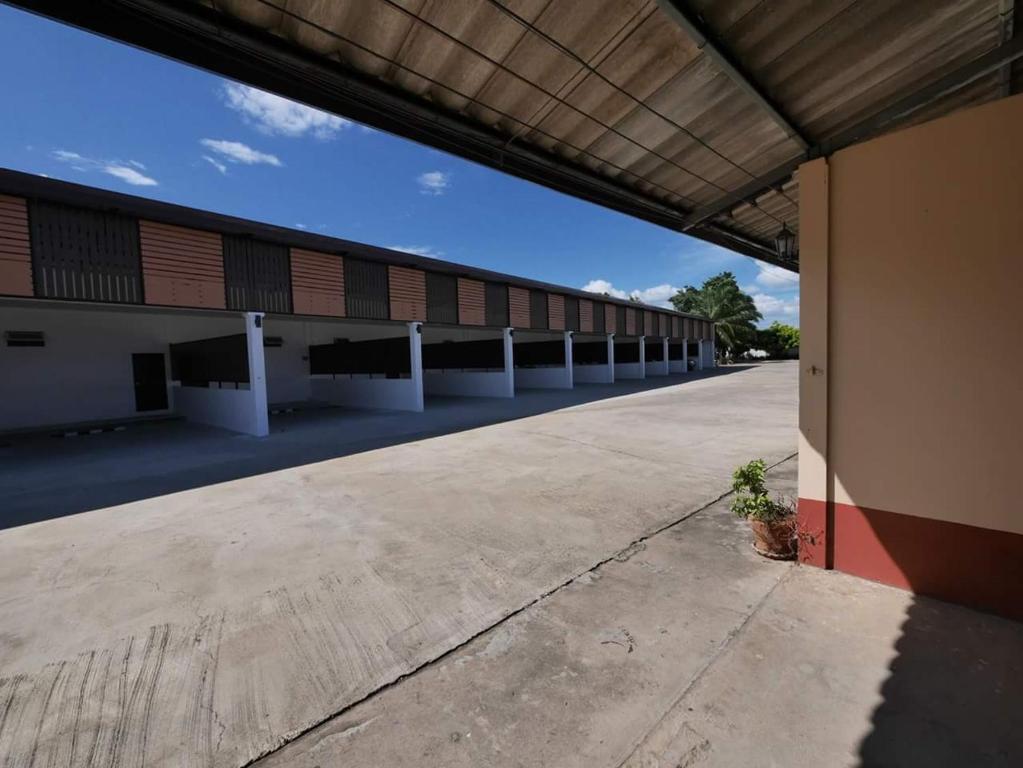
[0,303,243,432]
[669,360,686,374]
[573,334,614,384]
[515,366,572,389]
[645,339,669,376]
[311,376,422,411]
[422,370,513,398]
[174,384,264,435]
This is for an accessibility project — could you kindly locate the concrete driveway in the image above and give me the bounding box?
[2,362,799,765]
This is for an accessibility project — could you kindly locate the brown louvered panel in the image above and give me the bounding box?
[683,318,693,338]
[457,278,485,325]
[0,194,32,296]
[604,303,616,334]
[644,311,655,336]
[508,286,531,328]
[671,317,680,338]
[579,298,593,333]
[388,265,426,321]
[291,248,344,317]
[660,314,668,337]
[626,308,637,336]
[140,220,225,309]
[547,293,565,331]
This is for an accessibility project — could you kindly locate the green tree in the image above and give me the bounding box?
[670,272,762,359]
[756,322,800,359]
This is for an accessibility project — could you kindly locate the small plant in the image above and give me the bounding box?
[730,459,793,522]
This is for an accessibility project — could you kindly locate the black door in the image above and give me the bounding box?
[132,353,168,412]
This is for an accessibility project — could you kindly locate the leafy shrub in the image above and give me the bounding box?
[730,459,793,522]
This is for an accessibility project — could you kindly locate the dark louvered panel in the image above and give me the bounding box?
[29,200,141,303]
[344,257,389,319]
[426,272,458,324]
[529,290,547,330]
[564,295,580,331]
[485,282,508,327]
[616,306,628,337]
[223,236,291,313]
[591,300,605,334]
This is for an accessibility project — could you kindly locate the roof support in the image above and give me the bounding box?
[998,0,1018,96]
[682,33,1023,231]
[656,0,810,150]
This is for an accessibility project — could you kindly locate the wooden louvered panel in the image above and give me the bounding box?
[0,194,32,297]
[645,311,655,337]
[457,278,485,325]
[578,298,593,333]
[547,293,565,331]
[140,220,225,309]
[508,286,530,328]
[389,265,427,321]
[626,308,637,337]
[292,248,344,317]
[671,316,680,338]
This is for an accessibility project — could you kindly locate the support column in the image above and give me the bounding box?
[607,333,615,382]
[662,337,669,374]
[638,335,646,379]
[798,157,831,568]
[682,337,689,371]
[244,311,270,437]
[564,331,574,388]
[502,327,515,397]
[706,337,716,367]
[408,321,424,412]
[695,340,704,371]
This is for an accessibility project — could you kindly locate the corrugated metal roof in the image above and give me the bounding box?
[9,0,1019,271]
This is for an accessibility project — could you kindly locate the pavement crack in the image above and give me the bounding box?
[244,452,798,767]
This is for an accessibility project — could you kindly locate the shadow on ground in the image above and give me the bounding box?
[0,366,752,529]
[856,595,1023,767]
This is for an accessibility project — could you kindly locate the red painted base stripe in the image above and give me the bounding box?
[799,497,1023,621]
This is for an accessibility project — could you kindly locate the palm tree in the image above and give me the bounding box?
[671,272,761,360]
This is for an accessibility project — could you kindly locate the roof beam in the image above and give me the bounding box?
[683,32,1023,230]
[998,0,1018,96]
[656,0,810,150]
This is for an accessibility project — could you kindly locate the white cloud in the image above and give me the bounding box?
[388,244,444,259]
[222,82,352,139]
[582,279,679,308]
[417,171,449,196]
[52,149,159,186]
[755,263,799,289]
[581,279,627,299]
[295,223,308,230]
[102,164,158,186]
[752,292,800,319]
[202,155,228,175]
[200,139,281,167]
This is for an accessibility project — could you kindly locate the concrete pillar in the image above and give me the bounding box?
[798,157,831,569]
[244,311,270,437]
[638,335,646,379]
[607,333,615,382]
[695,340,704,371]
[408,321,425,412]
[564,331,574,388]
[502,327,515,397]
[662,337,670,373]
[682,337,688,371]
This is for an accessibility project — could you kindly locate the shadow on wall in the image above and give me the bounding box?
[0,365,753,529]
[857,594,1023,766]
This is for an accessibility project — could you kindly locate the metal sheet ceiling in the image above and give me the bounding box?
[6,0,1018,271]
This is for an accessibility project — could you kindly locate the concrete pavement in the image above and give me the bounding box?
[1,363,799,765]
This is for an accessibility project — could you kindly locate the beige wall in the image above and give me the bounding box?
[813,93,1023,535]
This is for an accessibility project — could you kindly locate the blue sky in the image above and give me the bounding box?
[0,5,798,327]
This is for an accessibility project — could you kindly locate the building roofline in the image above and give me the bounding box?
[0,168,711,322]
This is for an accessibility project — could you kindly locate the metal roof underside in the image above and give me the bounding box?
[8,0,1023,273]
